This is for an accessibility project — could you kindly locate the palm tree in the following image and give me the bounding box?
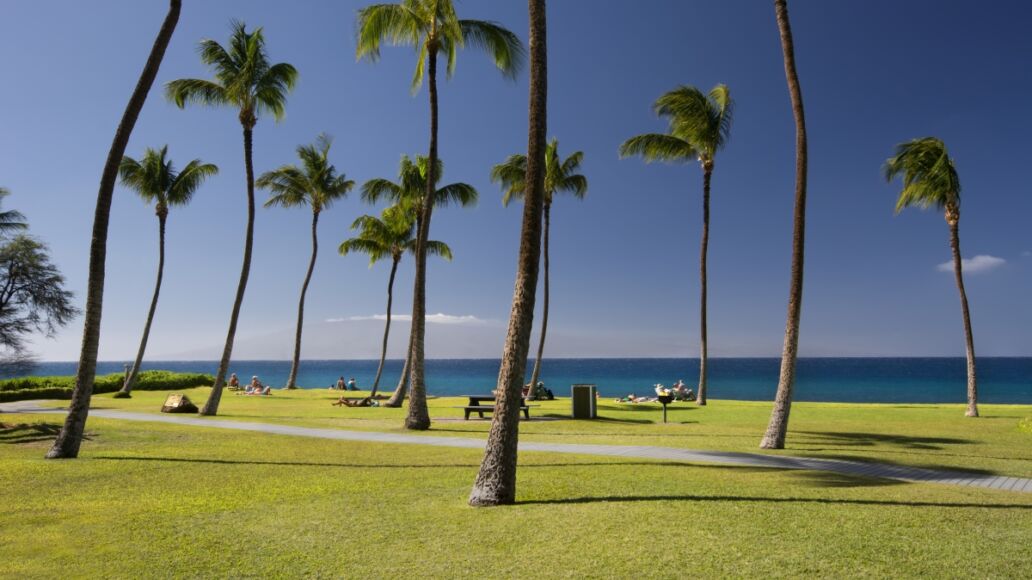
[115,146,218,398]
[46,0,181,459]
[759,0,810,450]
[340,205,452,398]
[491,138,586,395]
[166,21,297,416]
[885,137,978,417]
[0,188,27,237]
[620,85,732,406]
[357,0,524,430]
[258,134,353,390]
[360,153,477,412]
[469,0,547,507]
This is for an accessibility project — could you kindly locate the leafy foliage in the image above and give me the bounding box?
[620,84,734,165]
[491,138,587,206]
[0,370,213,402]
[119,146,218,211]
[258,134,354,213]
[340,205,451,266]
[0,236,78,356]
[361,154,477,215]
[0,188,27,237]
[356,0,525,92]
[884,137,961,214]
[165,21,298,125]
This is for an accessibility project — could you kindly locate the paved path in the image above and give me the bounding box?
[5,401,1031,494]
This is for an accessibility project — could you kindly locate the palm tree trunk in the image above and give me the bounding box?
[528,202,551,394]
[370,257,399,397]
[948,216,978,417]
[697,162,712,406]
[118,210,167,397]
[200,123,256,416]
[404,45,439,430]
[385,341,411,407]
[469,0,547,506]
[285,211,320,389]
[46,0,181,459]
[760,0,809,450]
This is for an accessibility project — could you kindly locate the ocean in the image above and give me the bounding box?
[12,358,1032,404]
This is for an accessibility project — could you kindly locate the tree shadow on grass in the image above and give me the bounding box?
[794,431,974,450]
[518,494,1032,509]
[0,422,91,445]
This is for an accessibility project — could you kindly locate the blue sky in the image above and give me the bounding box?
[1,0,1030,361]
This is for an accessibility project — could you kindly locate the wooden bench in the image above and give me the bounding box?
[458,405,533,420]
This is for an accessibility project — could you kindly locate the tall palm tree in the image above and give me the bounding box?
[0,188,28,237]
[469,0,547,507]
[166,21,297,416]
[115,146,218,398]
[340,205,452,398]
[357,0,524,430]
[620,85,732,406]
[361,154,477,409]
[491,138,586,395]
[258,134,353,390]
[885,137,978,417]
[46,0,181,460]
[760,0,810,450]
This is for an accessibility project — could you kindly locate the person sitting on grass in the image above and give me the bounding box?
[227,373,241,391]
[336,376,346,391]
[347,377,358,391]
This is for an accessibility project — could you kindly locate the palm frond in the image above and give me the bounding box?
[361,178,404,204]
[491,153,528,206]
[434,182,478,207]
[884,137,960,213]
[168,159,218,206]
[356,3,423,62]
[0,188,27,233]
[457,19,525,80]
[165,78,231,109]
[423,240,453,260]
[619,133,695,163]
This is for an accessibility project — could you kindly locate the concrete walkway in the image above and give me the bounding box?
[5,400,1031,494]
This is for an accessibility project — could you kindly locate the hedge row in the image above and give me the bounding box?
[0,371,214,403]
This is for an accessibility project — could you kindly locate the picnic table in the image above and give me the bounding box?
[460,394,532,420]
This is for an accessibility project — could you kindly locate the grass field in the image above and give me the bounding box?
[2,389,1030,577]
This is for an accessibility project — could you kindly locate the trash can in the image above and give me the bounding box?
[571,384,597,419]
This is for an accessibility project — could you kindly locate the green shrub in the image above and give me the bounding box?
[0,371,214,402]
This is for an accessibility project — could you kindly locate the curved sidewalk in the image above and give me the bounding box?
[5,400,1030,494]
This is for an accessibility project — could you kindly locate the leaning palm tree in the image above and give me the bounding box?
[620,84,733,406]
[166,21,297,416]
[361,154,477,407]
[47,0,181,460]
[115,146,218,398]
[259,134,353,390]
[759,0,810,450]
[492,138,587,395]
[0,188,28,237]
[885,137,978,417]
[357,0,524,430]
[469,0,547,507]
[340,205,452,398]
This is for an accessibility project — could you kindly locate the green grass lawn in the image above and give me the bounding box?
[2,390,1030,577]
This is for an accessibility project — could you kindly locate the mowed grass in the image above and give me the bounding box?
[2,411,1031,578]
[58,387,1032,478]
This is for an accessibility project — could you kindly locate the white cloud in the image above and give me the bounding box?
[1022,250,1031,258]
[936,254,1006,274]
[327,313,488,325]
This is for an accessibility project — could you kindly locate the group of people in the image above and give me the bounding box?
[329,376,358,391]
[616,380,696,404]
[228,373,272,396]
[522,381,556,401]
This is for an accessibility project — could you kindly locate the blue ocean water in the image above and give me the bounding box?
[12,358,1032,404]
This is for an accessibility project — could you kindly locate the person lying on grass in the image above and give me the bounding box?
[331,396,378,407]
